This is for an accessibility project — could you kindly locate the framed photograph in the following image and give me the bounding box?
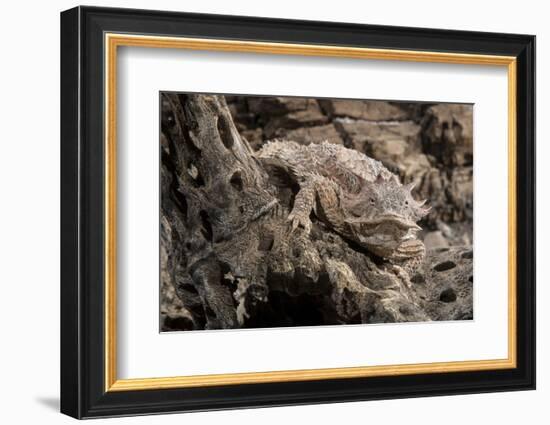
[60,6,535,419]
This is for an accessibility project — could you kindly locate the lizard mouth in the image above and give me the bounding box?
[347,213,421,231]
[347,214,421,249]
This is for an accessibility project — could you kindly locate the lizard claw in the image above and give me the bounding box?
[388,264,412,287]
[288,212,312,235]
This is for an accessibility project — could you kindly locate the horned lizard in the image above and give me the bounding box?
[256,140,430,273]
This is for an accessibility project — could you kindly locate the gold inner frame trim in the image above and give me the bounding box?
[104,33,518,392]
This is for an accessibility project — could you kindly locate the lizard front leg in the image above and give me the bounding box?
[288,178,317,234]
[388,239,426,275]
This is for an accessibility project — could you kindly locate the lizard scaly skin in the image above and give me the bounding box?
[256,140,430,273]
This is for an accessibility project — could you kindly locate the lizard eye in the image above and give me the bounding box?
[369,198,375,204]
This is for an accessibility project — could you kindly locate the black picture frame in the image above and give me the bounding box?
[61,5,535,419]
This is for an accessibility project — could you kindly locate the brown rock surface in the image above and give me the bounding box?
[319,99,409,121]
[422,104,473,166]
[283,124,344,145]
[335,119,421,169]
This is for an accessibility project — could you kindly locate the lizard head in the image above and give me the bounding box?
[341,174,430,257]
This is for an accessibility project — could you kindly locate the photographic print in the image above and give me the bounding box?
[61,8,535,416]
[160,93,473,332]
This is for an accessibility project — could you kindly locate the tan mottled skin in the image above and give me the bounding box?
[256,140,430,274]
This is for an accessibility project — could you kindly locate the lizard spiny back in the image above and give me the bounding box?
[256,140,391,192]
